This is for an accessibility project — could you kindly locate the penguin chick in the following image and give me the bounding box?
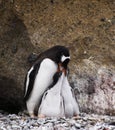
[38,72,65,117]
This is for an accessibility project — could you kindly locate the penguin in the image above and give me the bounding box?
[24,45,70,117]
[38,72,65,117]
[61,74,80,117]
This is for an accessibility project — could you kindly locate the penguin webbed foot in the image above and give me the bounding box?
[29,113,37,119]
[38,114,46,118]
[72,114,80,120]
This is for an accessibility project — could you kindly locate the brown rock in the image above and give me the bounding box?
[0,1,35,113]
[0,0,114,115]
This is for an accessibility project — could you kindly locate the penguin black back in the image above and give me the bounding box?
[36,45,70,64]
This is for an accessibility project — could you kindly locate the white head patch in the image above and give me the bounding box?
[61,55,70,62]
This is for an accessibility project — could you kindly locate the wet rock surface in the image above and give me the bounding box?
[0,111,115,130]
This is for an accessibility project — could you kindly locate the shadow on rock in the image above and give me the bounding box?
[0,1,35,113]
[0,75,24,113]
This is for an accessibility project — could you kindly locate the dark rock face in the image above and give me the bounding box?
[0,1,35,113]
[0,75,23,113]
[0,0,115,115]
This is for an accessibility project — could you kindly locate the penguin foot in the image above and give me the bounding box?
[72,115,80,120]
[30,113,37,118]
[38,114,46,118]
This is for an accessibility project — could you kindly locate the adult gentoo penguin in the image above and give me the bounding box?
[24,45,70,117]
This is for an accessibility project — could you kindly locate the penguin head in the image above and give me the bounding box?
[37,45,70,69]
[55,46,70,69]
[60,55,70,69]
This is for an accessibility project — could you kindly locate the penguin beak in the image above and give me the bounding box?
[63,68,67,76]
[62,59,70,70]
[58,59,70,76]
[58,63,66,76]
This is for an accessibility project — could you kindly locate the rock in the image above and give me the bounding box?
[27,53,38,64]
[0,112,115,130]
[0,0,114,115]
[0,1,35,113]
[0,75,23,113]
[70,61,115,115]
[100,18,106,22]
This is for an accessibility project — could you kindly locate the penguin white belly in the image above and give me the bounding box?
[61,76,79,117]
[26,58,57,117]
[38,73,65,117]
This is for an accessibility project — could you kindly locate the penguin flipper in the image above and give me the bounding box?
[24,61,41,101]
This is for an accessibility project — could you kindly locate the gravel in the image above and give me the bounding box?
[0,111,115,130]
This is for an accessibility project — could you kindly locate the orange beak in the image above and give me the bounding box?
[58,63,67,76]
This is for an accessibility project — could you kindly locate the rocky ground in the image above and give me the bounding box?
[0,0,115,116]
[0,111,115,130]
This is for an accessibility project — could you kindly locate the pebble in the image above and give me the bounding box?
[0,111,115,130]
